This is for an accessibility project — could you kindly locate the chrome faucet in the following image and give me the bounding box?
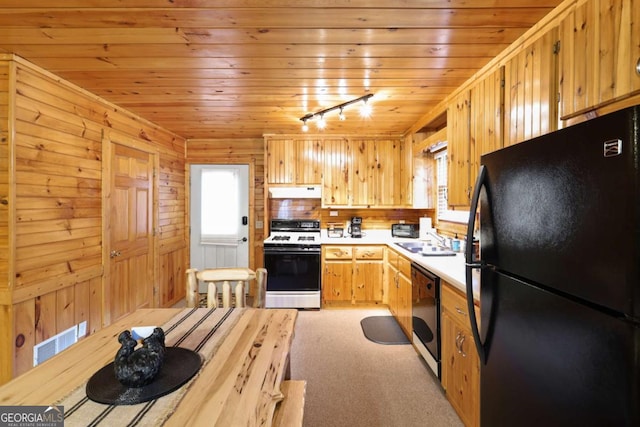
[427,231,449,248]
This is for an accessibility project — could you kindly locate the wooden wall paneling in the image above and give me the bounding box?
[318,208,434,230]
[0,58,11,307]
[160,247,185,307]
[73,278,90,336]
[88,276,101,335]
[158,154,186,246]
[1,57,186,381]
[13,64,104,312]
[13,299,34,378]
[0,305,11,382]
[56,285,75,333]
[0,59,15,384]
[34,292,55,345]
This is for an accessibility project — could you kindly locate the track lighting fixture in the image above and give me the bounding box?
[300,93,374,132]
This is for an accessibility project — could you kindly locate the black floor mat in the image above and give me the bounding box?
[360,316,410,345]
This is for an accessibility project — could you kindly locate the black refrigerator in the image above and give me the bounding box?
[465,105,640,427]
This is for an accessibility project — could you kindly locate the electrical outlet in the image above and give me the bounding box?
[256,220,263,229]
[330,211,338,217]
[399,219,405,224]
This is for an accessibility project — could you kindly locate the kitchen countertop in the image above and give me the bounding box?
[320,229,480,302]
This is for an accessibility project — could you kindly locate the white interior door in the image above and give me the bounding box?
[190,164,249,274]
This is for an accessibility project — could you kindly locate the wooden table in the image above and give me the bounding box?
[0,307,298,426]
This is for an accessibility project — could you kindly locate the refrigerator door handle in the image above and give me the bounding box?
[466,164,487,365]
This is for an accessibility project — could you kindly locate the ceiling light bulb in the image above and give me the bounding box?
[359,100,372,118]
[302,121,309,132]
[317,115,326,130]
[339,108,346,121]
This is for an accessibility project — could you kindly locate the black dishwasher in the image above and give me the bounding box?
[411,262,441,379]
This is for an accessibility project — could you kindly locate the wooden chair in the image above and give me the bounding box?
[186,267,267,308]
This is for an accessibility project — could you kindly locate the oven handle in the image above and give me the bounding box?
[264,249,320,255]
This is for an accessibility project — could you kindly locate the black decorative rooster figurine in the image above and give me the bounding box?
[114,327,166,387]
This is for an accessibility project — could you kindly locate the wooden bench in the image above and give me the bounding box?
[273,380,306,427]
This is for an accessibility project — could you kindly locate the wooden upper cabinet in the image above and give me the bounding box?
[266,139,295,184]
[322,138,351,206]
[266,136,411,207]
[265,138,323,185]
[504,27,559,146]
[448,66,505,207]
[322,137,411,208]
[295,139,323,184]
[351,138,408,207]
[470,67,505,186]
[559,0,640,120]
[447,90,472,207]
[351,139,376,207]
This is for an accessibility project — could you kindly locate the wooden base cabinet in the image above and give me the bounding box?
[441,283,480,427]
[386,248,412,338]
[322,245,384,305]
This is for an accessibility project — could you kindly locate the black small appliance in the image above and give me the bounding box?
[348,216,362,238]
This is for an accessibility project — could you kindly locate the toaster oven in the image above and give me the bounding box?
[391,223,419,238]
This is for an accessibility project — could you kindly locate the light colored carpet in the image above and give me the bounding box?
[289,307,464,427]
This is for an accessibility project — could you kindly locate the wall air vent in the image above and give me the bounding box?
[33,325,80,366]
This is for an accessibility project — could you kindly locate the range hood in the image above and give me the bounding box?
[269,186,321,199]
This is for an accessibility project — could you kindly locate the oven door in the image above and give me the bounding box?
[264,247,321,292]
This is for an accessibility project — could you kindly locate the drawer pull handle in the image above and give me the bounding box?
[455,332,462,353]
[455,307,467,316]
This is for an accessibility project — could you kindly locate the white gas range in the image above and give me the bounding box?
[263,219,321,309]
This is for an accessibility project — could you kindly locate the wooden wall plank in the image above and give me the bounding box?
[34,292,55,344]
[13,299,34,377]
[1,56,186,383]
[0,59,10,296]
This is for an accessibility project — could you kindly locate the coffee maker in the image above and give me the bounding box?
[349,216,362,238]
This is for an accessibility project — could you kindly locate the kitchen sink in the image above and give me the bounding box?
[394,241,457,256]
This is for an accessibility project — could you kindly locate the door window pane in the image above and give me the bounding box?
[201,168,239,245]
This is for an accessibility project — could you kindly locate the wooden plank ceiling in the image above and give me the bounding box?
[0,1,563,139]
